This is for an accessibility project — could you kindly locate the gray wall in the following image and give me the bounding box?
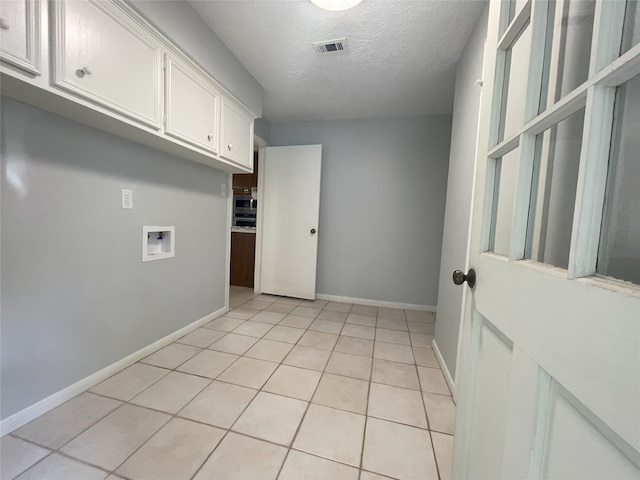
[130,0,263,117]
[254,118,271,144]
[270,116,452,307]
[1,98,229,419]
[434,6,488,382]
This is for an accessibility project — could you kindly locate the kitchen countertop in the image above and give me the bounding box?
[231,227,256,234]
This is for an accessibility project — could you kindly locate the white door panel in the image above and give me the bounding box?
[454,0,640,478]
[260,145,322,300]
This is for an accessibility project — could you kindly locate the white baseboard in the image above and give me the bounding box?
[0,306,227,436]
[316,293,436,312]
[432,338,456,399]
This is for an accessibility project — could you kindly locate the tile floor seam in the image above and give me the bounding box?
[88,405,174,478]
[66,350,270,476]
[12,402,140,477]
[282,314,362,475]
[4,440,55,480]
[89,364,173,402]
[358,354,374,473]
[46,448,117,479]
[16,448,119,480]
[186,429,234,480]
[116,393,259,479]
[275,448,294,480]
[141,342,204,362]
[287,321,345,448]
[428,428,443,480]
[277,448,365,478]
[13,416,137,479]
[10,394,123,453]
[225,359,302,441]
[415,353,443,480]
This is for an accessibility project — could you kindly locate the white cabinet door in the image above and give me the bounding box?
[220,100,253,169]
[0,0,40,75]
[51,0,162,129]
[164,54,220,154]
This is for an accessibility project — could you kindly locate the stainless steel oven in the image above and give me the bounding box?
[233,195,257,227]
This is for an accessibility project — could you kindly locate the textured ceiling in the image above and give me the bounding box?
[189,0,487,122]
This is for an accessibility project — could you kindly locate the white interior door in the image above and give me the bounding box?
[454,1,640,478]
[259,145,322,300]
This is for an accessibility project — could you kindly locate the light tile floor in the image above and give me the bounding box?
[1,287,455,480]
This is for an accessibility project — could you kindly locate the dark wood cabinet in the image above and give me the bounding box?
[230,232,256,287]
[232,151,258,192]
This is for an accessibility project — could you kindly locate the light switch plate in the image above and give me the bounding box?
[122,189,133,209]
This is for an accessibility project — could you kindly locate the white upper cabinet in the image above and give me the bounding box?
[0,0,256,172]
[50,0,162,129]
[164,54,221,154]
[0,0,40,75]
[221,99,253,169]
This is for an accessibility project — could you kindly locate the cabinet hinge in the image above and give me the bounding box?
[163,115,167,125]
[162,59,167,70]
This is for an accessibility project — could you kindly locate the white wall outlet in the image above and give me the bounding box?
[221,183,227,197]
[122,189,133,209]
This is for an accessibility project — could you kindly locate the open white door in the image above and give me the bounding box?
[259,145,322,300]
[454,1,640,478]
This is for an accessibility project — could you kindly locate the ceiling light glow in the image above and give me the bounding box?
[310,0,363,11]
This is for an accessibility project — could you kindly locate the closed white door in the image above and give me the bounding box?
[259,145,322,300]
[454,1,640,478]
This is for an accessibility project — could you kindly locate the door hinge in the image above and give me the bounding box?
[162,59,167,70]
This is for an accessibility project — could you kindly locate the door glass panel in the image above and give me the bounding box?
[542,0,596,109]
[489,148,520,256]
[499,23,532,142]
[621,0,640,55]
[526,108,586,269]
[508,0,529,23]
[597,74,640,284]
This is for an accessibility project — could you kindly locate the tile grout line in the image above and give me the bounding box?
[413,333,444,480]
[275,299,354,478]
[358,319,376,475]
[287,300,359,475]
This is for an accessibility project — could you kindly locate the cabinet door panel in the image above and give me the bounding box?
[51,0,161,128]
[221,100,253,169]
[0,0,40,74]
[165,55,220,154]
[230,232,256,288]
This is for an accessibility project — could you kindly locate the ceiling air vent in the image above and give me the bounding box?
[313,38,349,55]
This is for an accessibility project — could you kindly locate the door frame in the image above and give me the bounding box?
[225,133,269,309]
[252,133,269,294]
